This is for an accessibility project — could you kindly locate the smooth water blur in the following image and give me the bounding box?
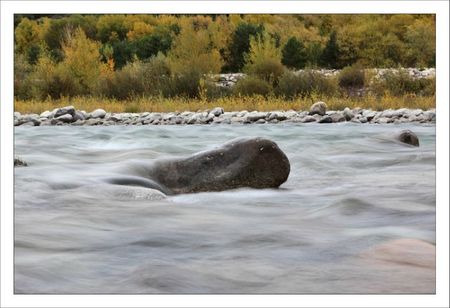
[14,123,436,294]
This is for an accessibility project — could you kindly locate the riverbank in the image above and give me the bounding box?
[14,93,435,114]
[14,106,436,126]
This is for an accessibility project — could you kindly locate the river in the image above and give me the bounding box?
[14,123,436,294]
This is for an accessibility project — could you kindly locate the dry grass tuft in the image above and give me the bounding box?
[15,94,435,114]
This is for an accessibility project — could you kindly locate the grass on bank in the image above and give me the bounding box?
[15,93,435,115]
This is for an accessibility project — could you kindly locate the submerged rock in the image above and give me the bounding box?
[14,157,28,167]
[397,130,420,146]
[147,137,290,194]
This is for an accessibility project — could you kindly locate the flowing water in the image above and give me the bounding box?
[14,123,436,294]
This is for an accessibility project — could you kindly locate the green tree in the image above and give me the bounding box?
[306,41,323,67]
[224,22,264,72]
[133,32,172,61]
[96,15,129,43]
[281,37,307,70]
[320,30,340,68]
[111,40,136,69]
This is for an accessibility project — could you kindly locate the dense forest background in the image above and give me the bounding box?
[14,14,435,101]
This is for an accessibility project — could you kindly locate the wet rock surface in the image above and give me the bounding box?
[397,129,420,146]
[145,137,291,195]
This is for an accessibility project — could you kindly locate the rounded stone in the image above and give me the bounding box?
[54,106,75,118]
[91,109,107,119]
[55,114,73,123]
[318,115,333,123]
[397,130,420,146]
[343,107,354,121]
[210,107,224,117]
[309,101,327,116]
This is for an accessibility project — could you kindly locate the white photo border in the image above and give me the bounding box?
[1,1,449,307]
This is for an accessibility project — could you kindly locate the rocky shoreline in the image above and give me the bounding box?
[14,105,436,127]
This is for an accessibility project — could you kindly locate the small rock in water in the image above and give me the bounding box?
[14,157,27,167]
[309,101,327,116]
[397,130,420,146]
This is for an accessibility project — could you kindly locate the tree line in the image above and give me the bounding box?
[14,14,435,100]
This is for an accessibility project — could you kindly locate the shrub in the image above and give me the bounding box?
[244,32,285,86]
[164,70,202,98]
[28,55,83,99]
[338,65,365,88]
[275,70,338,99]
[101,55,171,99]
[246,59,285,86]
[199,78,232,100]
[275,71,301,99]
[233,76,272,97]
[372,69,435,96]
[14,54,33,99]
[107,61,145,99]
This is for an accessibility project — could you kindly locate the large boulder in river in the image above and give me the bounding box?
[309,101,327,116]
[147,137,290,194]
[396,130,419,146]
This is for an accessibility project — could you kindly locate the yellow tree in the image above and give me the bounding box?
[244,32,285,85]
[168,24,223,75]
[59,27,109,95]
[14,18,40,54]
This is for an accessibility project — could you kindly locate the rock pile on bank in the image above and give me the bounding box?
[14,105,436,127]
[213,68,435,88]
